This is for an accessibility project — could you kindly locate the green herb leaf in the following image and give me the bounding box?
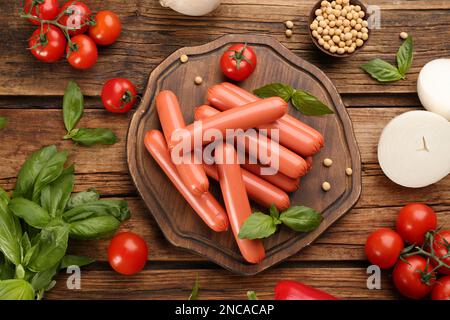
[253,83,295,102]
[247,291,258,300]
[40,166,74,218]
[63,81,84,132]
[0,279,35,300]
[396,36,413,76]
[30,263,58,292]
[269,204,280,220]
[60,255,94,269]
[279,206,322,232]
[0,117,7,130]
[66,189,99,210]
[69,216,121,239]
[9,197,51,229]
[238,212,278,240]
[361,58,404,82]
[66,128,117,146]
[0,189,22,266]
[13,145,58,200]
[63,200,130,223]
[291,90,334,116]
[188,276,199,300]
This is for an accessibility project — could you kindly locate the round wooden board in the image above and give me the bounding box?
[127,34,362,275]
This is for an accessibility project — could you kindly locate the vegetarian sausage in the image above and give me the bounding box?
[215,142,265,264]
[144,130,228,232]
[171,97,287,149]
[156,90,209,195]
[203,163,290,211]
[207,83,324,157]
[241,162,301,193]
[195,105,308,179]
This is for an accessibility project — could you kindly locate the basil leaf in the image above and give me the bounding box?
[66,128,117,146]
[0,117,7,130]
[13,145,57,200]
[279,206,322,232]
[188,277,199,300]
[291,90,334,116]
[269,204,279,220]
[69,215,120,239]
[63,81,84,132]
[238,212,278,240]
[66,189,99,210]
[30,263,58,291]
[253,83,294,102]
[396,36,413,76]
[63,200,130,223]
[9,197,51,229]
[27,225,69,272]
[40,165,75,218]
[247,291,258,300]
[0,279,35,300]
[60,255,94,269]
[361,58,404,82]
[32,151,68,203]
[0,189,22,265]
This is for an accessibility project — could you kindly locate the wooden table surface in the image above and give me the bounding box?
[1,0,449,300]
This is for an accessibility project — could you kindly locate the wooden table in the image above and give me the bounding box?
[1,0,449,300]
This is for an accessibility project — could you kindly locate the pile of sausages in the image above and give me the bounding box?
[144,82,324,264]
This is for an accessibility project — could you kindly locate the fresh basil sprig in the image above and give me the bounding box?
[62,81,117,146]
[0,117,7,130]
[254,83,333,116]
[362,36,413,82]
[238,205,322,240]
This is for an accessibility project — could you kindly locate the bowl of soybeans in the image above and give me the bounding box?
[309,0,370,57]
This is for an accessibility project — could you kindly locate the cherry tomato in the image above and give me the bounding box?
[365,228,404,269]
[108,232,148,275]
[431,230,450,275]
[101,78,137,113]
[58,1,92,36]
[88,11,122,46]
[431,276,450,300]
[396,203,437,245]
[393,255,435,299]
[24,0,59,25]
[67,34,98,70]
[29,24,66,63]
[220,44,257,81]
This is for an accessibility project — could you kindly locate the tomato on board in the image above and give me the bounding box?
[431,276,450,300]
[29,24,66,63]
[396,203,437,245]
[101,78,137,113]
[108,232,148,275]
[431,230,450,275]
[393,255,435,299]
[58,1,92,36]
[365,228,404,269]
[24,0,59,25]
[89,11,122,46]
[220,44,257,81]
[66,34,98,69]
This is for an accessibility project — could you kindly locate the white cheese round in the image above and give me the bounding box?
[378,110,450,188]
[417,58,450,120]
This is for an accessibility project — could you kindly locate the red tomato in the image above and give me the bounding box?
[108,232,148,275]
[67,34,98,69]
[431,230,450,275]
[220,44,257,81]
[24,0,59,25]
[58,1,92,36]
[275,280,338,300]
[29,24,66,63]
[396,203,437,245]
[365,228,404,269]
[393,255,435,299]
[101,78,137,113]
[88,11,122,46]
[431,276,450,300]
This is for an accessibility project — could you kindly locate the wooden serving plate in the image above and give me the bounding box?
[127,34,361,275]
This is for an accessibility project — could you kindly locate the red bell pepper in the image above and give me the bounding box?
[274,280,338,300]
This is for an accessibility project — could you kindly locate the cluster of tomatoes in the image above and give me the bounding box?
[24,0,122,69]
[365,203,450,300]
